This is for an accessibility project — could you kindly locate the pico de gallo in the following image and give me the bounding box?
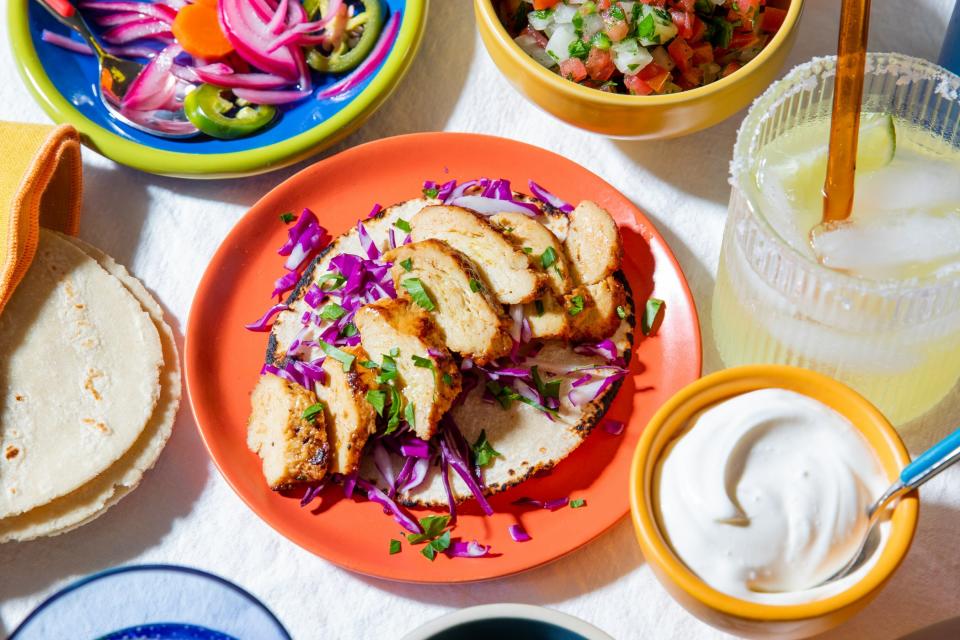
[498,0,788,95]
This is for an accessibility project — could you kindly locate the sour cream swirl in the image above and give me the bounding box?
[656,389,888,604]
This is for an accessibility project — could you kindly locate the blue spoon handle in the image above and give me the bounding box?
[900,426,960,488]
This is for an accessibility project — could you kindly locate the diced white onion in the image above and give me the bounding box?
[552,3,578,24]
[528,10,553,31]
[515,34,557,68]
[611,38,653,75]
[545,23,577,63]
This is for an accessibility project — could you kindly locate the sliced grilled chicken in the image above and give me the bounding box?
[565,275,628,343]
[385,240,512,364]
[316,346,379,476]
[491,211,574,340]
[354,298,462,440]
[564,201,623,286]
[409,205,547,305]
[247,373,329,490]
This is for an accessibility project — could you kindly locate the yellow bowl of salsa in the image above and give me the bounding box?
[474,0,803,139]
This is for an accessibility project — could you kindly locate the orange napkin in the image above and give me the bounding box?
[0,122,83,315]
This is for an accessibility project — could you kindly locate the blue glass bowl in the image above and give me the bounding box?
[8,0,427,177]
[10,564,291,639]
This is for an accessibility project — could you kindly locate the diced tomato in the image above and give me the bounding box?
[602,10,630,41]
[729,0,761,28]
[681,66,703,86]
[722,61,742,77]
[670,10,694,40]
[521,25,549,48]
[729,31,760,50]
[638,62,664,80]
[688,15,707,43]
[673,0,695,11]
[624,73,654,95]
[640,0,667,6]
[596,0,612,9]
[639,63,671,92]
[760,6,787,33]
[667,37,694,72]
[585,47,616,82]
[559,57,588,82]
[532,0,560,9]
[691,42,714,65]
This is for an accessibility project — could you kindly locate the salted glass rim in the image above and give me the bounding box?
[729,52,960,295]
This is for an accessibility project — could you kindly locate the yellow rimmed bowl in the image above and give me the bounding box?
[629,365,918,640]
[474,0,803,139]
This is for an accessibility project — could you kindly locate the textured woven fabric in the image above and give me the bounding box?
[0,122,81,315]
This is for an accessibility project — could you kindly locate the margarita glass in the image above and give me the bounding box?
[713,53,960,426]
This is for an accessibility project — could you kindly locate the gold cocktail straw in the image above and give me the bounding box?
[823,0,871,223]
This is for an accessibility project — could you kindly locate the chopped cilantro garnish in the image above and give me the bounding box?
[469,278,483,293]
[377,354,398,383]
[637,13,656,40]
[389,539,402,554]
[532,8,552,20]
[402,278,436,311]
[404,400,415,427]
[609,4,625,20]
[442,372,453,386]
[617,305,627,319]
[407,515,450,544]
[590,31,612,50]
[360,359,379,369]
[540,246,557,270]
[317,272,346,290]
[710,17,733,48]
[339,322,358,338]
[412,354,434,370]
[572,12,584,31]
[279,212,296,223]
[385,386,402,434]
[486,380,558,416]
[423,187,439,198]
[400,257,413,272]
[389,347,400,357]
[568,295,585,316]
[318,340,355,371]
[421,531,451,561]
[319,303,347,320]
[366,390,386,416]
[532,366,561,402]
[472,429,503,468]
[642,298,666,336]
[395,218,412,233]
[522,246,533,254]
[568,38,590,61]
[570,498,587,509]
[302,402,324,422]
[534,299,545,316]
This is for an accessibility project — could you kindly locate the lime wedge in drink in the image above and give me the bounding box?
[759,113,897,211]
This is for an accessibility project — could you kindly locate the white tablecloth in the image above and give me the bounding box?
[2,1,959,638]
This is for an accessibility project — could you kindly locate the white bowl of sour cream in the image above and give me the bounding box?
[630,366,918,640]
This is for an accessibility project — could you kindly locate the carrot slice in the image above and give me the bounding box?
[172,3,234,60]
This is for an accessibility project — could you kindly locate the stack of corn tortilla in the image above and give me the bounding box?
[0,230,180,542]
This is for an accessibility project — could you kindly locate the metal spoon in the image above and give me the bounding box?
[822,425,960,585]
[34,0,197,138]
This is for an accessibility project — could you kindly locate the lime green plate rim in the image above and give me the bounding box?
[7,0,429,178]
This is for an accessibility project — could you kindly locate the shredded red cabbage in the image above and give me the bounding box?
[445,539,493,558]
[528,180,575,213]
[245,302,289,332]
[355,478,422,534]
[508,524,532,542]
[603,419,625,436]
[512,496,569,511]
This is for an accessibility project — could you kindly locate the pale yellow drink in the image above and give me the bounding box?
[713,54,960,426]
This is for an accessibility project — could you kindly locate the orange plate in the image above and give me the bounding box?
[185,133,702,583]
